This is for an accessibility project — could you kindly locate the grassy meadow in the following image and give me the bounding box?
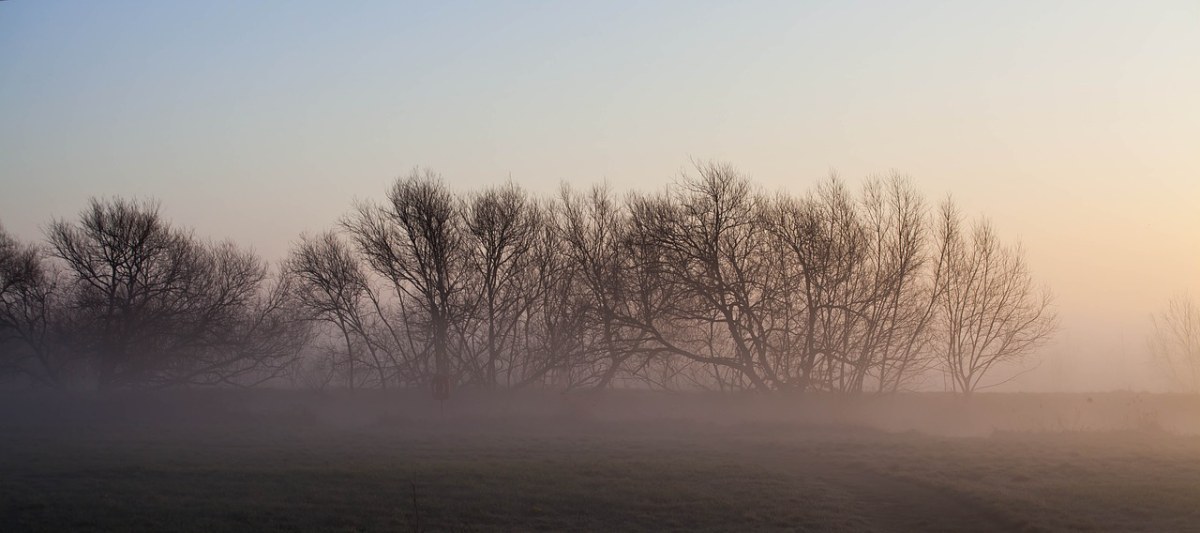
[2,390,1199,532]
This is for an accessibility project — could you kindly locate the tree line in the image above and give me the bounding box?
[0,162,1057,394]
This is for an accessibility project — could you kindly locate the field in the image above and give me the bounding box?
[2,390,1200,532]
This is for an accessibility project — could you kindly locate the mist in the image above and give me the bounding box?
[3,1,1200,531]
[4,162,1199,532]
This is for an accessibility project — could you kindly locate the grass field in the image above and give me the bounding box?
[2,390,1199,532]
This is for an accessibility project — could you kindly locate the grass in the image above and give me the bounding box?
[2,390,1200,532]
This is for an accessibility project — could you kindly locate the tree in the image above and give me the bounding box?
[855,175,939,393]
[1149,293,1200,392]
[46,198,305,387]
[0,223,64,385]
[626,162,780,390]
[510,206,594,388]
[931,200,1057,395]
[463,181,541,387]
[188,254,311,387]
[344,169,468,387]
[288,231,387,388]
[769,177,871,391]
[273,163,1062,394]
[558,183,642,387]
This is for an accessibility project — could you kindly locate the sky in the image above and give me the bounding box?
[1,1,1197,391]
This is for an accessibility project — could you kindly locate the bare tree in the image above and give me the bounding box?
[857,175,939,393]
[288,231,395,388]
[769,177,871,391]
[1149,293,1200,392]
[47,198,196,386]
[177,258,311,387]
[45,198,305,387]
[931,200,1057,395]
[627,162,780,390]
[0,223,65,385]
[344,169,468,388]
[463,181,541,387]
[515,210,595,388]
[0,161,1052,394]
[558,183,642,388]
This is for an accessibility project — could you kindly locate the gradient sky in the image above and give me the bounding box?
[2,1,1197,391]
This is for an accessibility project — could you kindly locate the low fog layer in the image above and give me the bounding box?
[6,388,1200,532]
[4,389,1197,437]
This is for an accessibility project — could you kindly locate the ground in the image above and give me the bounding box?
[2,390,1199,532]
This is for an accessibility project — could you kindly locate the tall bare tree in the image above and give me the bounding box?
[627,162,780,390]
[857,175,939,393]
[48,198,197,386]
[288,231,395,387]
[558,183,642,387]
[514,211,595,388]
[769,177,871,391]
[0,223,65,385]
[45,198,305,387]
[931,200,1057,395]
[464,181,541,387]
[344,169,467,387]
[1149,293,1200,392]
